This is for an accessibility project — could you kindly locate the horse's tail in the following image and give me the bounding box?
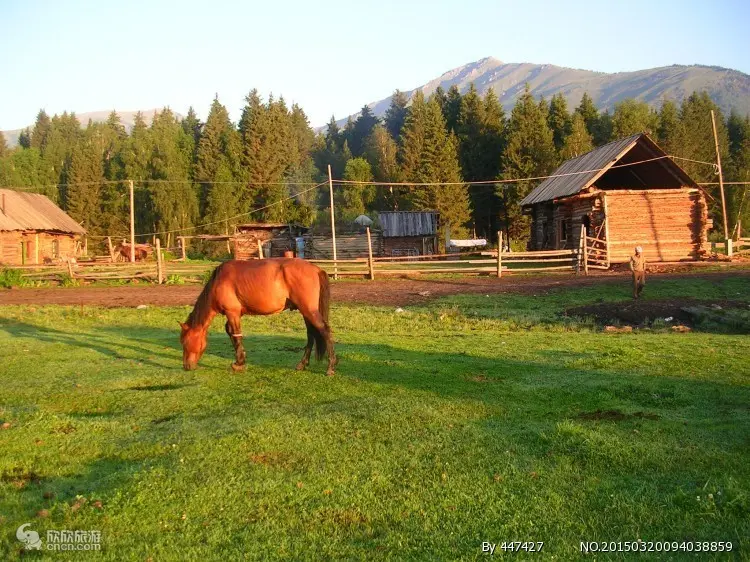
[314,268,330,360]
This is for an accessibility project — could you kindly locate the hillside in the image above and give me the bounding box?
[343,57,750,126]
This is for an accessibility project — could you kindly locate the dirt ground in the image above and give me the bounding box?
[568,297,750,327]
[0,267,748,308]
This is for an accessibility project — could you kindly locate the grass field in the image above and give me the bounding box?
[0,276,749,560]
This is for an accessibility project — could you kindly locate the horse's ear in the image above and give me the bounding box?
[178,321,188,331]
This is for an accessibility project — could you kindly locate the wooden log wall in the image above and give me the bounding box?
[306,232,384,259]
[0,231,77,265]
[604,189,707,263]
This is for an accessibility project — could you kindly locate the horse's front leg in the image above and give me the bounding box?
[224,313,246,372]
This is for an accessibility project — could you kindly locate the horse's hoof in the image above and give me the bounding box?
[295,362,307,371]
[325,370,335,377]
[231,362,246,372]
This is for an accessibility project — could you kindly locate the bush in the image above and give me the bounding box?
[0,268,25,288]
[165,274,185,285]
[59,273,78,287]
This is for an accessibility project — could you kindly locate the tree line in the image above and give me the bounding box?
[0,84,748,251]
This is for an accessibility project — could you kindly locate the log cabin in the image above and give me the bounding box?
[519,134,710,264]
[379,211,440,257]
[0,189,86,265]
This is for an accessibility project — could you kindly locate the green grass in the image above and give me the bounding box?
[0,277,748,560]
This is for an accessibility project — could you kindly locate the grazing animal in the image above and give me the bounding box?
[180,259,337,375]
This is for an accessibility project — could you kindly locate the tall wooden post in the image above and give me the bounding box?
[581,224,589,276]
[711,110,729,241]
[179,237,187,260]
[155,238,164,284]
[257,240,264,259]
[106,236,115,262]
[128,180,135,263]
[66,258,73,279]
[496,231,502,278]
[328,164,338,279]
[366,226,375,280]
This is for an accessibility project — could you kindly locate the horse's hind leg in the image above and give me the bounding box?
[224,311,246,372]
[296,318,315,371]
[299,310,337,376]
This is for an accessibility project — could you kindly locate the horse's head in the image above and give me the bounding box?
[179,321,207,370]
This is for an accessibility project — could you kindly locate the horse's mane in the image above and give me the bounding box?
[187,264,221,328]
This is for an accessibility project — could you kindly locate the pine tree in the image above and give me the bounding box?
[196,97,242,226]
[384,90,409,142]
[575,93,599,139]
[456,84,485,182]
[400,91,470,236]
[498,84,557,243]
[31,110,51,150]
[364,125,402,209]
[656,99,680,154]
[612,99,658,138]
[443,85,463,133]
[18,129,31,149]
[66,125,104,234]
[593,110,613,145]
[726,112,750,234]
[313,115,350,180]
[181,107,203,148]
[675,92,730,230]
[548,93,571,152]
[560,113,594,160]
[147,108,198,243]
[339,157,375,219]
[98,111,128,236]
[349,105,379,157]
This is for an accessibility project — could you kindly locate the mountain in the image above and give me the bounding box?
[336,57,750,127]
[2,109,182,148]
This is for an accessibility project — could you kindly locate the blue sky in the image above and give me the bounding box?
[1,0,748,130]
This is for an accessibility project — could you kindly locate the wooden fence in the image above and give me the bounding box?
[13,229,593,284]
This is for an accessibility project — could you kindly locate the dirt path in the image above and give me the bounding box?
[1,268,748,308]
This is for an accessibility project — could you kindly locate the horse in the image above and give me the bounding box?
[179,259,337,375]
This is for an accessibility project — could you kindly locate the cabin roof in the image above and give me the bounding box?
[0,189,86,234]
[519,133,698,207]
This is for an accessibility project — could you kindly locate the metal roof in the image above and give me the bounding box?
[519,133,696,206]
[0,189,86,234]
[379,211,438,237]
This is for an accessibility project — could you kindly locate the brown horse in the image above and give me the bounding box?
[179,259,337,375]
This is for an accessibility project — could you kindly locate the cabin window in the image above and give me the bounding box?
[52,239,60,258]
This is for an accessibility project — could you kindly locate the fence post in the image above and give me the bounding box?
[179,237,187,260]
[496,231,502,278]
[155,238,164,284]
[66,258,74,279]
[257,240,264,259]
[106,236,115,262]
[366,227,375,280]
[581,225,589,276]
[726,238,733,258]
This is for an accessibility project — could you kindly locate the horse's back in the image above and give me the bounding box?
[216,259,323,315]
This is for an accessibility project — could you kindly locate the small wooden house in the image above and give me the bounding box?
[519,134,710,263]
[233,223,308,259]
[0,189,86,265]
[379,211,440,256]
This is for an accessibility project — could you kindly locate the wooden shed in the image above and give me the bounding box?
[0,189,86,265]
[233,223,308,259]
[379,211,440,257]
[519,134,710,263]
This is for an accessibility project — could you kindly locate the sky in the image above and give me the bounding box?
[1,0,749,131]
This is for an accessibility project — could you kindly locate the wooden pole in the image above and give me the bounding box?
[710,110,729,241]
[66,258,73,279]
[366,226,375,280]
[257,239,264,259]
[328,164,338,279]
[128,180,135,263]
[83,237,88,258]
[582,224,589,276]
[496,231,502,278]
[155,238,164,284]
[106,236,115,262]
[602,194,611,269]
[179,236,187,260]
